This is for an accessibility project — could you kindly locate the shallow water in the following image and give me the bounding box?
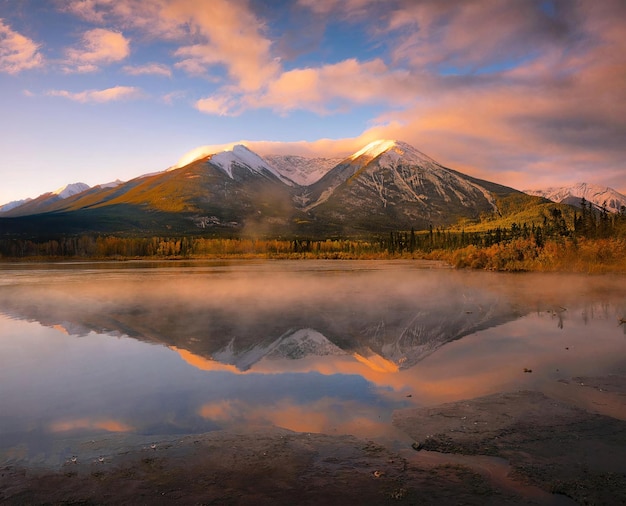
[1,260,625,467]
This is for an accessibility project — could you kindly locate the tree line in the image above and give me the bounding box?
[1,198,625,262]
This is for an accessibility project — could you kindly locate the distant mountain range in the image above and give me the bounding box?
[524,182,626,212]
[1,139,620,238]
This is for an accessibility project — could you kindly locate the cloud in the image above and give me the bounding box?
[296,0,376,17]
[64,0,279,90]
[385,1,573,72]
[123,62,172,77]
[251,58,416,114]
[58,0,626,191]
[64,28,130,72]
[193,57,419,117]
[170,0,280,91]
[195,93,239,116]
[161,90,186,105]
[0,18,44,74]
[47,85,143,103]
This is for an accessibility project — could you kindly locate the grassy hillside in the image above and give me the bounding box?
[452,192,577,231]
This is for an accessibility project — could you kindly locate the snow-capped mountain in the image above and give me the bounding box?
[206,144,295,186]
[263,154,343,186]
[0,198,32,214]
[53,182,90,199]
[299,139,506,232]
[0,139,530,235]
[97,179,124,189]
[525,182,626,212]
[1,182,90,217]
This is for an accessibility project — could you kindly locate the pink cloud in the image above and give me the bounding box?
[296,0,375,16]
[254,58,415,114]
[195,58,417,116]
[47,85,143,103]
[195,93,239,116]
[123,62,171,77]
[170,0,279,91]
[60,0,626,192]
[0,19,44,74]
[64,28,130,72]
[64,0,279,91]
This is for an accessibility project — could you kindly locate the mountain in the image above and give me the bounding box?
[0,145,302,237]
[0,140,537,238]
[524,183,626,213]
[54,182,90,199]
[1,182,90,217]
[296,140,512,234]
[263,154,343,186]
[0,198,32,214]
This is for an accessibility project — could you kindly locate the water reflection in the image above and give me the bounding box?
[1,261,625,465]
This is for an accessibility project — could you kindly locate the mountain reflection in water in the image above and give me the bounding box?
[1,260,625,465]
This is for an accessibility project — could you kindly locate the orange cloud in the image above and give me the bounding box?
[0,19,43,74]
[47,85,143,103]
[195,93,239,116]
[248,58,415,115]
[170,0,279,90]
[64,28,130,72]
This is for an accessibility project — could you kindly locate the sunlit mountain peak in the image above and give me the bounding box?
[349,139,397,160]
[52,182,90,199]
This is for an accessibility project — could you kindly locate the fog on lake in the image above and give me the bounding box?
[1,260,625,466]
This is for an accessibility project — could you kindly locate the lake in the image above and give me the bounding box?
[1,260,625,468]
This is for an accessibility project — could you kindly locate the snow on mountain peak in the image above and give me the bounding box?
[349,139,439,168]
[349,139,397,160]
[208,144,292,184]
[0,198,32,213]
[98,179,124,189]
[525,182,626,212]
[52,182,90,199]
[263,154,343,186]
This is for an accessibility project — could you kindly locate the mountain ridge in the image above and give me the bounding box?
[524,182,626,213]
[0,140,571,238]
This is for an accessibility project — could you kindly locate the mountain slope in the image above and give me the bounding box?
[2,182,90,217]
[297,140,518,234]
[525,182,626,212]
[0,146,301,237]
[263,154,343,186]
[0,140,566,239]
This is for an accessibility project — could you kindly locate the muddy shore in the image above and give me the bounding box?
[2,375,625,505]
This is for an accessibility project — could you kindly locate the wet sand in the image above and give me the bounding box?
[2,375,625,505]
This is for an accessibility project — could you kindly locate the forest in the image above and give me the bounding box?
[2,199,626,273]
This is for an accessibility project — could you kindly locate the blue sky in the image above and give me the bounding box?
[1,0,625,205]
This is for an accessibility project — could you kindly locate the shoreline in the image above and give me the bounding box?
[2,374,624,505]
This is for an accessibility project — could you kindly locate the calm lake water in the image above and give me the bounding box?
[1,260,625,467]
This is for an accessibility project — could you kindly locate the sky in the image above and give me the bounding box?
[0,0,625,205]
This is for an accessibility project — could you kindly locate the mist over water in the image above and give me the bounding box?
[1,260,625,466]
